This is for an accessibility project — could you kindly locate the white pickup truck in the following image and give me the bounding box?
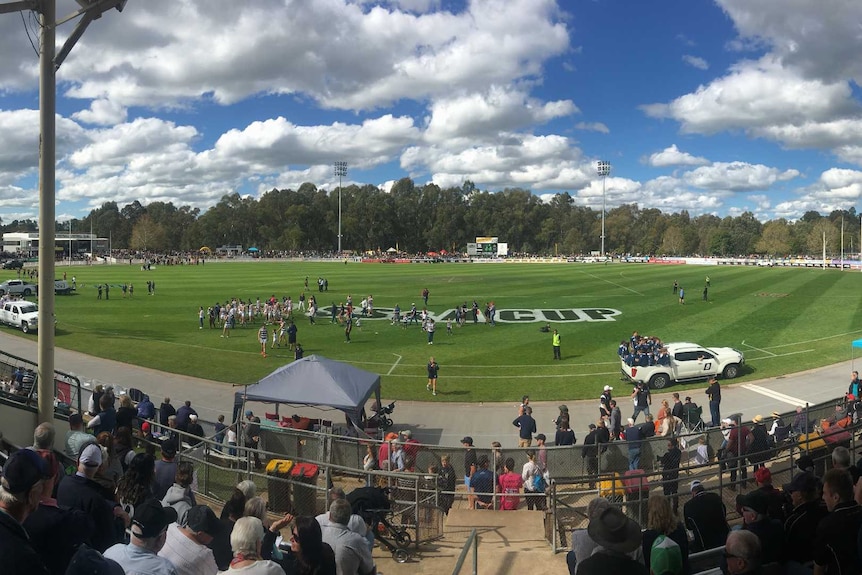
[0,300,38,333]
[0,279,37,296]
[620,342,744,389]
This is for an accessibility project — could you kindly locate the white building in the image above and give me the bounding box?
[3,232,108,258]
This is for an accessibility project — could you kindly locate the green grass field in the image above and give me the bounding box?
[14,261,862,402]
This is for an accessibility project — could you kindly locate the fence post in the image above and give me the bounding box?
[551,480,558,552]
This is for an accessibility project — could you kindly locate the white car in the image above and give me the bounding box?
[620,342,744,389]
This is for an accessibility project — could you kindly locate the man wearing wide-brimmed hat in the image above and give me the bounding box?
[577,506,646,573]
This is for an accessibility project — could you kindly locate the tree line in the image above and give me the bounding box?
[3,178,860,257]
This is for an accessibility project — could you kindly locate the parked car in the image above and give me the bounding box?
[2,259,24,270]
[0,300,38,333]
[0,279,37,296]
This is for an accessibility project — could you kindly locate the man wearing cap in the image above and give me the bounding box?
[401,429,421,464]
[0,449,52,575]
[186,415,204,447]
[65,412,97,459]
[725,416,751,490]
[576,506,647,574]
[745,467,785,523]
[158,505,220,575]
[154,440,180,501]
[738,491,784,564]
[105,499,178,575]
[57,443,127,552]
[812,468,862,575]
[599,386,613,420]
[683,480,729,552]
[24,447,95,575]
[471,456,495,509]
[783,472,826,566]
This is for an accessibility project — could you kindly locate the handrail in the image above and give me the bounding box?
[451,528,478,575]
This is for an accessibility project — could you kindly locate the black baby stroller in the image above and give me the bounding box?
[348,486,412,563]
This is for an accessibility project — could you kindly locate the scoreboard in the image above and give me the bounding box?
[467,237,507,256]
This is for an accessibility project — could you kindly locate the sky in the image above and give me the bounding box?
[1,0,862,225]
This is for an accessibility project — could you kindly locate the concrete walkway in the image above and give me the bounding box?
[0,331,849,449]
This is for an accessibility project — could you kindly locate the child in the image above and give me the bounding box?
[226,424,237,456]
[446,318,453,335]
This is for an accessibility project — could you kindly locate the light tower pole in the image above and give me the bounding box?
[0,0,127,423]
[334,161,347,254]
[597,160,611,258]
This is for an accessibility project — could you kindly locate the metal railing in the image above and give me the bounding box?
[451,529,478,575]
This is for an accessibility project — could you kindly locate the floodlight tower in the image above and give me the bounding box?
[0,0,128,423]
[334,161,347,254]
[596,160,611,258]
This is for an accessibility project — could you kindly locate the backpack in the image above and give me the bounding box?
[532,471,547,493]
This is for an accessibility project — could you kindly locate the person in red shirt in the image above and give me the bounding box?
[497,458,523,510]
[724,417,751,489]
[377,432,398,470]
[401,430,421,469]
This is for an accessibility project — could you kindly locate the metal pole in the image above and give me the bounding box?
[597,161,610,258]
[601,176,606,258]
[334,162,347,254]
[37,0,57,424]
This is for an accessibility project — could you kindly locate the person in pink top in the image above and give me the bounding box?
[497,458,524,510]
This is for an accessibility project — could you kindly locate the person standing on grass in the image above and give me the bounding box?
[258,324,268,357]
[287,320,298,351]
[426,318,435,344]
[426,357,439,396]
[344,316,353,343]
[678,287,684,304]
[198,306,205,329]
[552,329,562,360]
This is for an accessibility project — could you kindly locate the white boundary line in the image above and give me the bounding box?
[741,340,776,357]
[760,329,862,349]
[387,354,402,375]
[740,383,810,406]
[578,270,645,296]
[385,371,620,379]
[744,349,814,361]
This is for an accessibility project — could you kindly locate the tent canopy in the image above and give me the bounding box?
[234,355,381,425]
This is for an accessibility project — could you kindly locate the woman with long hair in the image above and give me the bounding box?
[641,494,690,575]
[93,431,123,494]
[115,452,155,519]
[283,516,336,575]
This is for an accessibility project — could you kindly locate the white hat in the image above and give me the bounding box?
[604,385,613,391]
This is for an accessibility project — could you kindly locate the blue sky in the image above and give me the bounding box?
[0,0,861,225]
